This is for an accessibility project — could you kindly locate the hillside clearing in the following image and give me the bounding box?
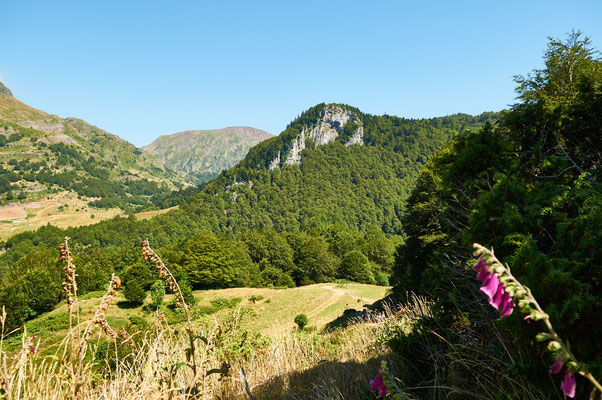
[0,191,122,240]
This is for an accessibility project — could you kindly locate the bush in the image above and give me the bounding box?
[179,283,196,306]
[124,279,146,305]
[339,250,375,284]
[294,314,308,330]
[374,272,389,286]
[150,280,165,307]
[248,295,264,303]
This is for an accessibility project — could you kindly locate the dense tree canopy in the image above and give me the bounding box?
[392,32,602,385]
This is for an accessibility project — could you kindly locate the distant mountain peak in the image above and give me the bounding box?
[0,81,13,97]
[142,126,272,183]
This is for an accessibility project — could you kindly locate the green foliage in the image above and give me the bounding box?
[248,295,264,303]
[179,283,196,306]
[374,272,389,286]
[150,280,165,307]
[124,279,146,305]
[339,250,375,284]
[294,314,308,330]
[392,32,602,388]
[182,230,252,289]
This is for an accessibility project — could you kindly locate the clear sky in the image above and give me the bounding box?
[1,1,601,147]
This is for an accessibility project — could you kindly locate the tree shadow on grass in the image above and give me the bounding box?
[325,293,401,331]
[116,300,141,309]
[245,355,391,400]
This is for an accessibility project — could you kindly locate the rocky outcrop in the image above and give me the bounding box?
[269,151,281,169]
[283,129,306,165]
[272,104,363,167]
[0,82,13,97]
[345,126,364,146]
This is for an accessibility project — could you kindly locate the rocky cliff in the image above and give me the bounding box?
[270,104,363,169]
[0,82,13,97]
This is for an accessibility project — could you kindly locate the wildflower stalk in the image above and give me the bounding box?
[74,271,121,396]
[141,239,198,386]
[473,243,602,396]
[58,237,80,364]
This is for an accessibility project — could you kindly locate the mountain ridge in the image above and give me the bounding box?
[0,89,193,237]
[142,126,272,183]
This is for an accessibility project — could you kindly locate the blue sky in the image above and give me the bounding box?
[1,1,601,147]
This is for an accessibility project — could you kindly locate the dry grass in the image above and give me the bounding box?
[134,206,179,221]
[0,191,122,240]
[0,289,414,399]
[0,237,406,399]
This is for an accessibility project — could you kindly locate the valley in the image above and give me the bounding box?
[0,23,599,399]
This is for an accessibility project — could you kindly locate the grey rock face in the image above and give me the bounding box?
[272,104,364,168]
[0,82,13,97]
[345,126,364,146]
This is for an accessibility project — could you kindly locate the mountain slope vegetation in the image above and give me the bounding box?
[0,102,497,331]
[142,126,272,183]
[0,105,498,256]
[0,87,191,217]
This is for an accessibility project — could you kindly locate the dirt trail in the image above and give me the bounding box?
[305,285,368,322]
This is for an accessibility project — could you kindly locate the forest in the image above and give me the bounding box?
[389,31,601,398]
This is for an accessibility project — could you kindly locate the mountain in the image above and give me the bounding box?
[0,82,192,237]
[0,100,498,335]
[0,102,498,256]
[142,126,272,183]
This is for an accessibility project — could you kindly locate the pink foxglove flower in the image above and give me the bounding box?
[480,273,500,300]
[472,256,487,272]
[549,356,563,374]
[489,282,505,309]
[473,258,514,317]
[370,373,387,397]
[499,292,514,317]
[477,265,491,281]
[561,370,576,398]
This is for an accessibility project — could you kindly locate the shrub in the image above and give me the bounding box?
[124,279,146,305]
[150,280,165,307]
[248,295,264,303]
[374,272,389,286]
[294,314,308,330]
[339,250,375,284]
[179,283,196,306]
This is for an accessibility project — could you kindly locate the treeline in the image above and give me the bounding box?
[0,225,399,331]
[390,32,601,395]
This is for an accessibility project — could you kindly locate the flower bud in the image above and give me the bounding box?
[536,332,553,342]
[547,341,562,351]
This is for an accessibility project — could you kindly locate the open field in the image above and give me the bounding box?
[133,205,179,220]
[195,283,389,335]
[0,191,122,240]
[12,283,390,354]
[0,281,407,400]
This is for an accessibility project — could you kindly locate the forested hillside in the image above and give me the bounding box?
[0,105,497,256]
[0,102,497,330]
[388,31,601,398]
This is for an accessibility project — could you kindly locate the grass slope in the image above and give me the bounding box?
[143,126,272,183]
[9,283,389,352]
